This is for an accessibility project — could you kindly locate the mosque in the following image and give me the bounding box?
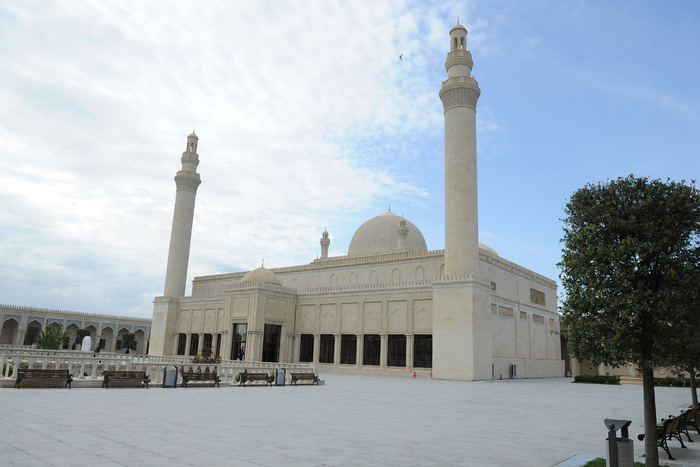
[148,23,564,381]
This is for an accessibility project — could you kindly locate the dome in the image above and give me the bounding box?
[348,211,428,256]
[188,131,198,139]
[240,266,282,286]
[479,243,498,257]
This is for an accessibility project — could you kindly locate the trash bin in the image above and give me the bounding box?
[565,370,571,377]
[604,419,634,467]
[275,368,286,386]
[162,366,178,388]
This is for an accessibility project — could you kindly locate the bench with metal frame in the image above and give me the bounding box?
[102,370,150,389]
[238,372,273,387]
[14,369,72,389]
[180,368,220,388]
[639,411,689,460]
[290,372,319,386]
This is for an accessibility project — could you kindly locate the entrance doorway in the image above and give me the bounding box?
[262,324,281,363]
[231,323,247,360]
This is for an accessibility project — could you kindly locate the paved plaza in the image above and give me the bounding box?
[2,374,700,466]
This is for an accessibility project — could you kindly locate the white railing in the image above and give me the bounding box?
[0,349,317,386]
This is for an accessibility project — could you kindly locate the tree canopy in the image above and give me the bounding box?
[559,175,700,467]
[559,175,700,369]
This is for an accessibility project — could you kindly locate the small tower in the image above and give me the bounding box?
[320,230,330,259]
[150,131,201,356]
[396,220,408,250]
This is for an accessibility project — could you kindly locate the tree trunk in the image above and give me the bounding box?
[690,368,698,408]
[643,366,659,467]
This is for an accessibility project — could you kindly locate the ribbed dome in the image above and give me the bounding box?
[348,211,428,256]
[240,266,282,285]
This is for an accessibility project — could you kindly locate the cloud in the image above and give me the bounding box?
[0,1,484,317]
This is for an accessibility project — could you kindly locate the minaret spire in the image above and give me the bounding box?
[163,131,202,296]
[150,131,202,356]
[439,22,480,274]
[320,229,330,259]
[432,23,491,382]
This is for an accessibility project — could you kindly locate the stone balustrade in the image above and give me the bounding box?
[0,348,317,386]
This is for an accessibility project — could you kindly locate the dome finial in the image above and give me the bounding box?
[457,15,460,25]
[389,203,391,212]
[261,259,264,267]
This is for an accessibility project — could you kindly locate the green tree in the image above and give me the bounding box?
[121,332,136,351]
[35,323,71,350]
[559,175,700,467]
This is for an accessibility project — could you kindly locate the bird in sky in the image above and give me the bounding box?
[399,54,403,60]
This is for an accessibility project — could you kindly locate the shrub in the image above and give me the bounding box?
[686,379,693,387]
[672,379,685,387]
[596,376,607,384]
[660,379,672,386]
[575,375,585,383]
[654,379,660,386]
[583,375,596,383]
[35,323,70,350]
[606,376,618,384]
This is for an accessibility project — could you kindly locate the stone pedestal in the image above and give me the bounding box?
[432,274,492,381]
[148,297,180,356]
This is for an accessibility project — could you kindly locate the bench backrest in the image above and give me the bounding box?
[243,373,270,380]
[292,373,316,379]
[104,370,147,379]
[19,369,70,378]
[664,416,681,434]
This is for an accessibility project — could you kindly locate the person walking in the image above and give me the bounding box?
[238,345,245,361]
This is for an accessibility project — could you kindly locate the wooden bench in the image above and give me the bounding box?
[239,372,273,387]
[181,368,221,388]
[290,372,319,386]
[102,370,150,389]
[14,369,72,389]
[680,406,700,442]
[639,412,688,460]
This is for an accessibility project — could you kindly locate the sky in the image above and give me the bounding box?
[1,1,698,319]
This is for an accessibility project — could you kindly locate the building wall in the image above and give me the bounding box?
[0,304,151,352]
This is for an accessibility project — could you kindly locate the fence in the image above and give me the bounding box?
[0,347,316,386]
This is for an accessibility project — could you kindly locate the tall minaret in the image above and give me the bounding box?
[163,132,201,297]
[319,229,330,259]
[439,23,480,275]
[149,132,201,356]
[432,23,492,381]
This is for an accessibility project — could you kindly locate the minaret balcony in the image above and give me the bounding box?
[445,50,473,72]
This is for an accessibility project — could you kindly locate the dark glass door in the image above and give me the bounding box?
[262,324,281,363]
[231,323,247,360]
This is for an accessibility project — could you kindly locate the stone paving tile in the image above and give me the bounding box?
[4,375,700,466]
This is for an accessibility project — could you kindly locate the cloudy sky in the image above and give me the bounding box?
[1,1,698,319]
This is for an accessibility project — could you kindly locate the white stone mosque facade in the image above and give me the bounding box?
[0,24,562,381]
[148,23,564,381]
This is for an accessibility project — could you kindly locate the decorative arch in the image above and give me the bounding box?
[388,309,406,332]
[392,268,400,283]
[370,270,378,284]
[415,266,424,281]
[349,272,357,285]
[363,310,381,332]
[330,274,337,286]
[440,264,445,276]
